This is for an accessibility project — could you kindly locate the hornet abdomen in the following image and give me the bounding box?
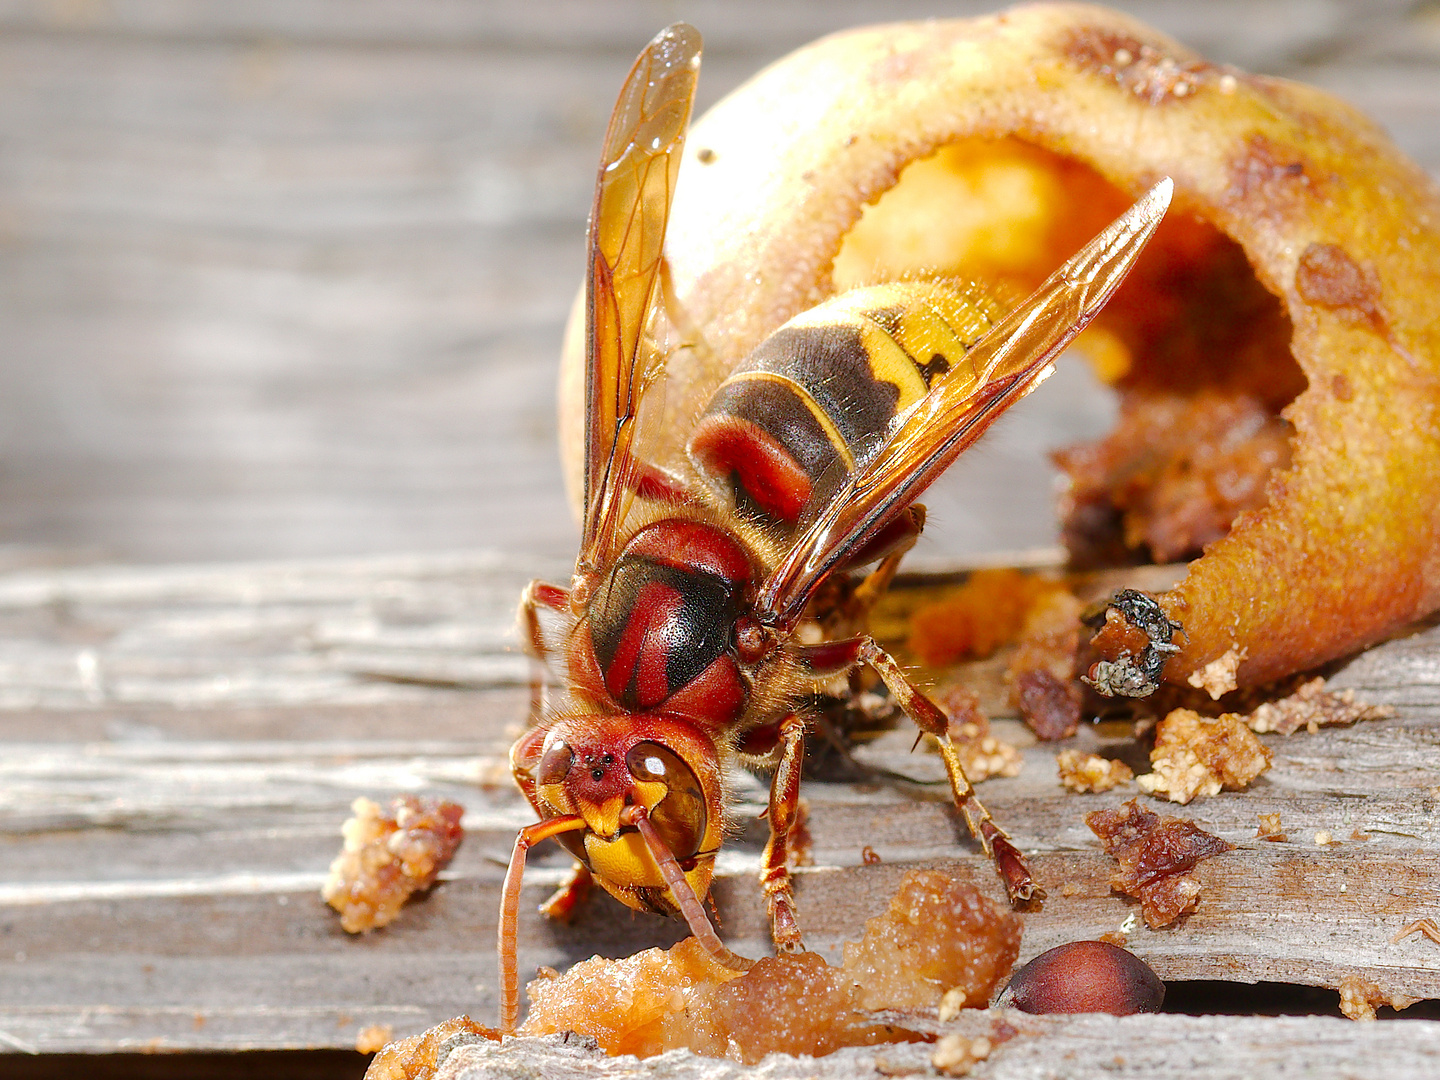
[687,280,1006,529]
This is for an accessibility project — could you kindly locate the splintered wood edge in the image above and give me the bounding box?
[431,1012,1440,1079]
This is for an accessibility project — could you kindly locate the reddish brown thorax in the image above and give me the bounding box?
[573,519,758,734]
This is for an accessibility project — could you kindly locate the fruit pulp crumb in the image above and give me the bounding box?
[354,1024,393,1055]
[1256,812,1286,841]
[1244,677,1393,734]
[363,1016,496,1079]
[1136,708,1272,804]
[1086,798,1232,927]
[908,569,1068,666]
[520,869,1021,1062]
[1057,750,1134,793]
[322,795,464,933]
[937,685,1023,781]
[844,870,1022,1011]
[1337,973,1418,1021]
[932,1033,993,1076]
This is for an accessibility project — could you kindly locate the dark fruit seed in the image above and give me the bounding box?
[995,940,1164,1015]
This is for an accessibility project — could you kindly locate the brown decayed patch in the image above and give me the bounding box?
[1224,132,1318,225]
[1295,243,1385,329]
[1087,798,1233,927]
[1061,24,1217,105]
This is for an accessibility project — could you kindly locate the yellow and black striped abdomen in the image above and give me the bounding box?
[688,280,1005,528]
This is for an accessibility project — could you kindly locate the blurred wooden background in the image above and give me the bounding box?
[0,0,1436,569]
[1,1,1439,1076]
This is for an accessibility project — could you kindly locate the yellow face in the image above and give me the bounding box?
[529,713,723,917]
[583,828,718,917]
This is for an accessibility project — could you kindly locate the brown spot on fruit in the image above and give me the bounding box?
[1062,25,1215,104]
[997,940,1164,1015]
[1296,242,1385,329]
[1063,26,1148,72]
[1226,133,1316,224]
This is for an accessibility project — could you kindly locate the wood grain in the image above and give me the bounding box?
[1,552,1438,1059]
[0,0,1436,566]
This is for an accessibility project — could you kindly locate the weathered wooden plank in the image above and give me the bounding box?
[0,2,1436,567]
[428,1012,1440,1080]
[0,0,1428,77]
[0,553,568,709]
[2,551,1437,1053]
